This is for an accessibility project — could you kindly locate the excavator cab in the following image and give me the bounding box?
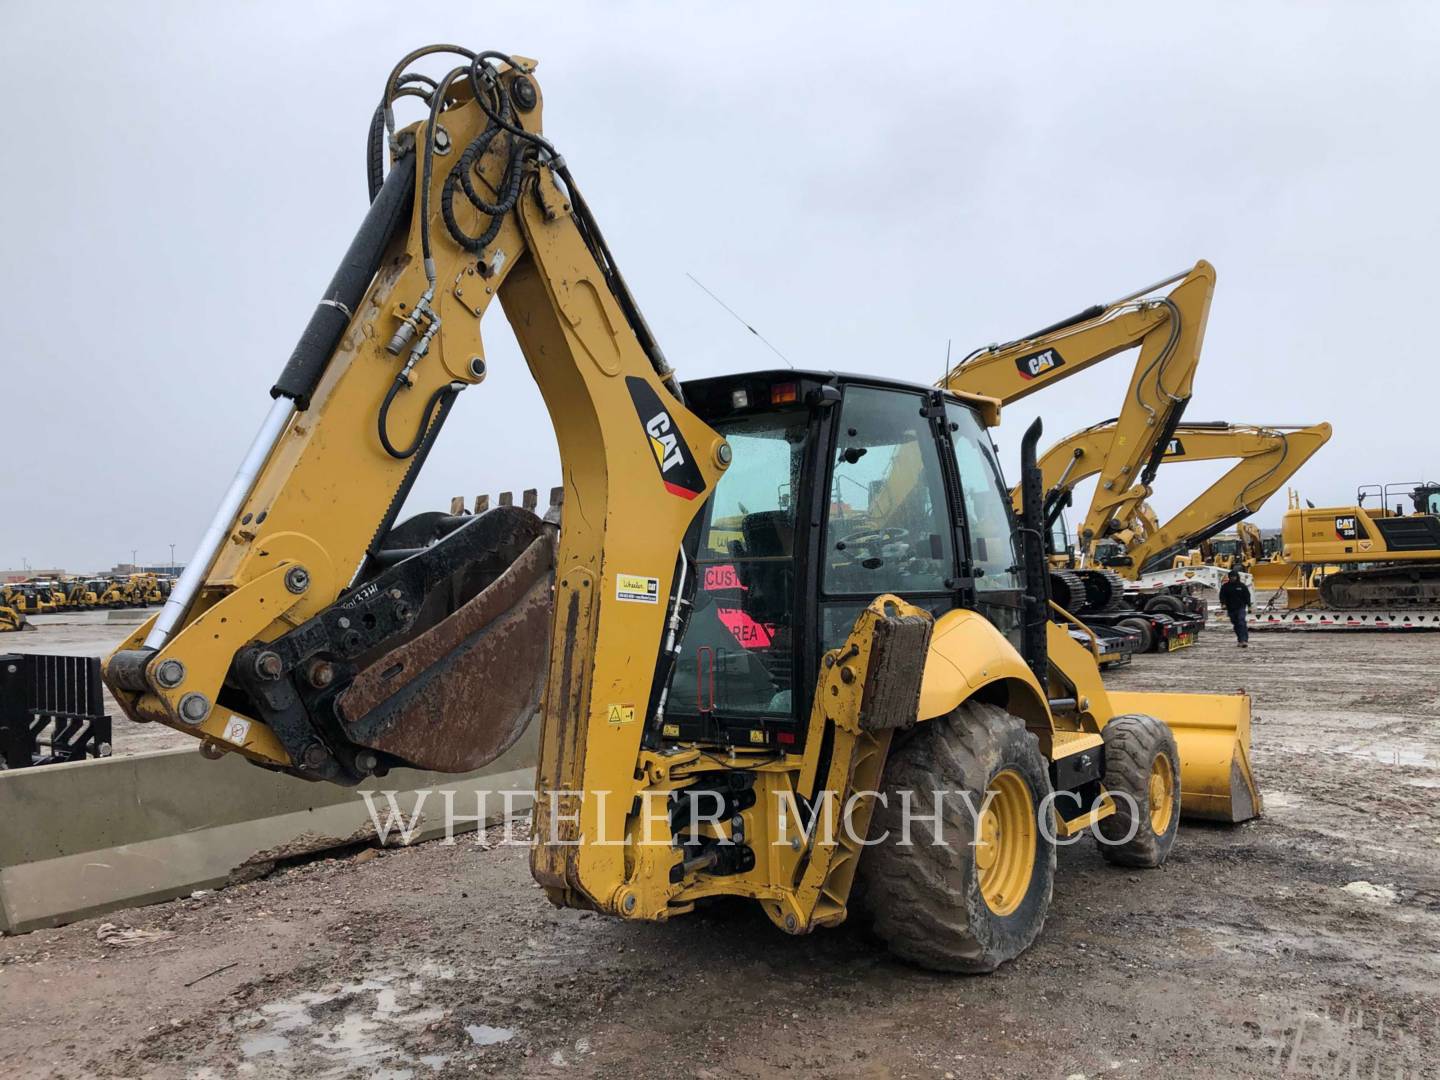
[664,372,1027,750]
[1414,484,1440,517]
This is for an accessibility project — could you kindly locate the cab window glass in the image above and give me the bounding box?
[670,410,806,719]
[824,387,953,595]
[946,404,1020,592]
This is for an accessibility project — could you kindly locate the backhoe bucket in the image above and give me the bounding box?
[1109,690,1262,823]
[333,524,556,775]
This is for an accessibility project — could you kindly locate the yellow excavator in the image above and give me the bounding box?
[942,261,1214,551]
[1040,420,1332,577]
[1280,481,1440,608]
[101,46,1260,973]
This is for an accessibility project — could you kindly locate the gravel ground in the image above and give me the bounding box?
[1,619,1438,1078]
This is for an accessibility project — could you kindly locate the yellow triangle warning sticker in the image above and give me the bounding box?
[607,703,636,726]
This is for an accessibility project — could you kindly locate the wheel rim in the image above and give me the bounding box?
[975,769,1036,916]
[1148,752,1176,835]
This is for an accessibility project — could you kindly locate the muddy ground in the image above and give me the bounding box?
[2,621,1438,1078]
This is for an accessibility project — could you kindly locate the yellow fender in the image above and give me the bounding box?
[917,609,1052,738]
[922,611,1261,825]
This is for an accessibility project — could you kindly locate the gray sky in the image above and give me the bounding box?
[3,1,1437,571]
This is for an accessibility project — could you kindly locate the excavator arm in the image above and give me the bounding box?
[943,262,1215,547]
[1098,422,1332,576]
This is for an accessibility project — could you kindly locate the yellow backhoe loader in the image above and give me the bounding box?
[1192,522,1264,572]
[101,46,1260,973]
[2,583,55,617]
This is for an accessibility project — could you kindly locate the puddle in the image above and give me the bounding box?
[1328,744,1431,768]
[233,963,465,1072]
[239,1033,289,1056]
[466,1024,516,1047]
[1262,790,1302,809]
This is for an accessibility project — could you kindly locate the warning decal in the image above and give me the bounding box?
[606,703,637,726]
[222,717,251,747]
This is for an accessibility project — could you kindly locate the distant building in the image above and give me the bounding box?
[1,568,69,583]
[106,563,184,577]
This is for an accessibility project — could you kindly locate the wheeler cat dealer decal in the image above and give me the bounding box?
[626,376,707,500]
[1015,347,1065,381]
[616,573,661,604]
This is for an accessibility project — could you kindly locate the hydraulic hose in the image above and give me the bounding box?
[378,378,460,460]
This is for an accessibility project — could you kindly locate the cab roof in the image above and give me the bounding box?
[681,368,1002,428]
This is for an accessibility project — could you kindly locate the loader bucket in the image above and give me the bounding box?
[1108,690,1262,823]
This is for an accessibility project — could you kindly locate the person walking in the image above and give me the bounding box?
[1218,568,1251,648]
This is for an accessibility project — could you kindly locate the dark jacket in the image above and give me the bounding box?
[1219,579,1251,613]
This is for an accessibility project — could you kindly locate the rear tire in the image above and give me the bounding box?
[1116,616,1154,653]
[1144,593,1184,616]
[859,702,1055,973]
[1097,714,1181,868]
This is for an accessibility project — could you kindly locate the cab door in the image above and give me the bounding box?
[818,384,959,648]
[943,401,1025,650]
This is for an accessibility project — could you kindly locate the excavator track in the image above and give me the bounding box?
[1048,569,1090,614]
[1077,568,1129,613]
[1318,565,1440,610]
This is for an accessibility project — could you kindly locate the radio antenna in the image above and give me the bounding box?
[686,272,794,369]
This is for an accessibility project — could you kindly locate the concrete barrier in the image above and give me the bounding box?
[0,724,537,934]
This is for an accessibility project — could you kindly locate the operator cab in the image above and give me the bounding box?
[663,371,1026,752]
[1414,484,1440,517]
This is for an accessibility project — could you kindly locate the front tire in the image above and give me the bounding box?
[1096,714,1181,867]
[859,702,1055,973]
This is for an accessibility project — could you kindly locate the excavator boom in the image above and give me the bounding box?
[1029,420,1332,575]
[942,262,1215,547]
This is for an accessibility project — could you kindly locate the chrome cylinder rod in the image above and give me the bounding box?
[143,397,296,651]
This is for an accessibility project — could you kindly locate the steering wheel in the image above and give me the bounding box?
[837,526,909,549]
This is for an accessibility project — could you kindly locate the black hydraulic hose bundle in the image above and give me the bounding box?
[369,46,683,404]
